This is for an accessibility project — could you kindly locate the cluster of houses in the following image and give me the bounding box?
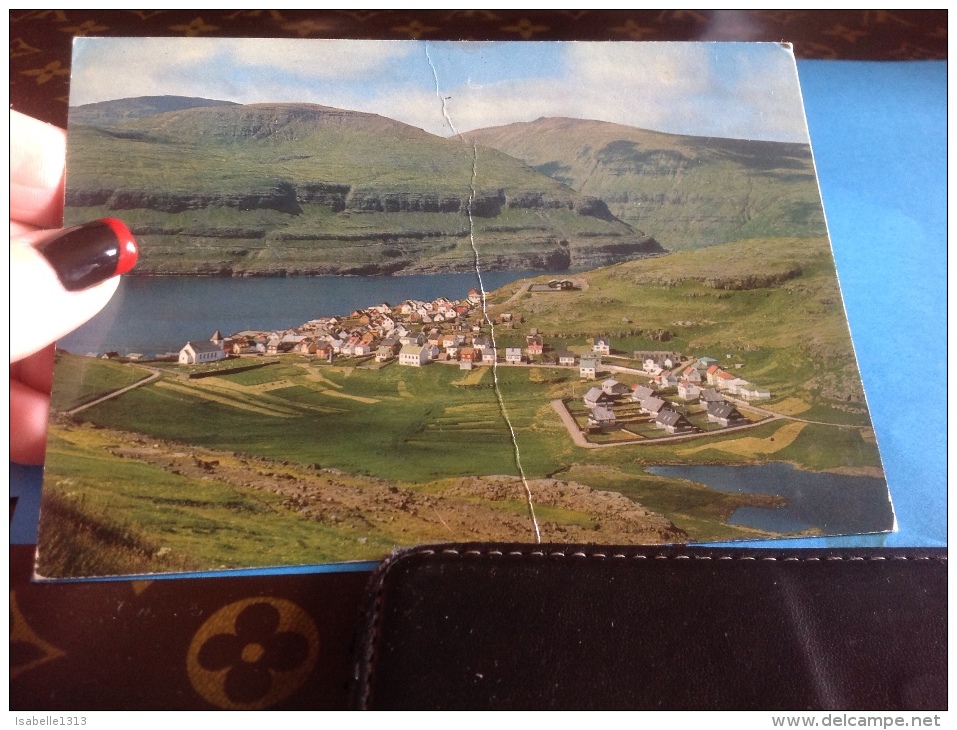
[633,350,770,401]
[173,303,773,443]
[175,302,619,373]
[177,292,488,366]
[581,376,751,436]
[578,351,772,438]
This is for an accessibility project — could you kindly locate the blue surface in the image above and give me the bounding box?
[11,61,946,575]
[720,60,947,549]
[805,61,946,548]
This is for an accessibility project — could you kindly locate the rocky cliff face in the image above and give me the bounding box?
[569,240,664,270]
[296,183,351,211]
[67,182,613,221]
[344,189,469,214]
[66,183,303,216]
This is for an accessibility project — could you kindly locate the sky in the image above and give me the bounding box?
[71,38,811,143]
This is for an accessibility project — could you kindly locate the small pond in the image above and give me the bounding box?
[645,462,894,536]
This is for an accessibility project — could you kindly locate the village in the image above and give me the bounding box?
[162,284,776,446]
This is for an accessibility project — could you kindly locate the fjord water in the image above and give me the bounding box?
[58,272,541,356]
[646,463,894,536]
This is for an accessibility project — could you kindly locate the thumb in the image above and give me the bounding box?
[10,219,138,362]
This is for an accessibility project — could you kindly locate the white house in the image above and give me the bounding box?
[707,402,748,427]
[505,348,524,364]
[580,357,598,380]
[677,380,701,400]
[654,370,679,389]
[739,386,771,400]
[399,344,430,367]
[641,358,663,375]
[601,379,629,397]
[179,340,225,365]
[637,351,680,373]
[593,337,611,356]
[714,370,747,394]
[681,366,702,383]
[400,332,426,347]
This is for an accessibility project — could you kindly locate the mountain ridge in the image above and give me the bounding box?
[465,117,827,250]
[65,97,829,274]
[68,95,240,127]
[65,98,663,276]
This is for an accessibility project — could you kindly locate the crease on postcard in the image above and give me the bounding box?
[424,42,542,542]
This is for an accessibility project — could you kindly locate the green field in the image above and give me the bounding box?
[49,354,152,411]
[40,234,887,574]
[43,344,880,574]
[64,360,524,481]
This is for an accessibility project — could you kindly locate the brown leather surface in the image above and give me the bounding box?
[11,546,369,709]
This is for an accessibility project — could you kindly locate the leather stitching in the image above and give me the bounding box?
[414,547,946,562]
[356,545,945,708]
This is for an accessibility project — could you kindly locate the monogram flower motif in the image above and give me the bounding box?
[195,601,311,706]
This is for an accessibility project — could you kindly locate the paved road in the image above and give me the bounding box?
[500,281,531,307]
[65,365,162,415]
[550,400,593,448]
[724,395,864,429]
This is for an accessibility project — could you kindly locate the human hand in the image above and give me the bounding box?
[10,110,138,464]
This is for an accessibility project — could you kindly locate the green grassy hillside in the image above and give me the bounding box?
[65,100,662,275]
[488,235,867,406]
[466,117,828,251]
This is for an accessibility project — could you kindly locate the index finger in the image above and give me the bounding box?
[10,110,67,229]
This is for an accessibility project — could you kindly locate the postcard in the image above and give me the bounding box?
[38,39,894,578]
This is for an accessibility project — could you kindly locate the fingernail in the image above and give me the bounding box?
[35,218,138,292]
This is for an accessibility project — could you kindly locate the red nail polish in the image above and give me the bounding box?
[35,218,138,291]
